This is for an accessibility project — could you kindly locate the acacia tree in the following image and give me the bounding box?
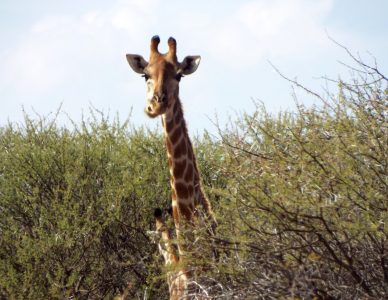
[210,52,388,299]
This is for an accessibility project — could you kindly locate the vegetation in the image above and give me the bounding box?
[0,55,387,299]
[0,115,172,299]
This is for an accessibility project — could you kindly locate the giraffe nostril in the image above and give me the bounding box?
[154,94,166,103]
[147,106,152,112]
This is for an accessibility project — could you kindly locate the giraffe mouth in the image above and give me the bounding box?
[145,100,167,118]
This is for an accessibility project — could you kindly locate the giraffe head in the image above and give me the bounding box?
[126,36,201,118]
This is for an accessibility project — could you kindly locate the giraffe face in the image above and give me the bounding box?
[142,58,180,118]
[126,36,201,118]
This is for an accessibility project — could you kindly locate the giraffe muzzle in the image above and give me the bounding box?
[145,95,168,118]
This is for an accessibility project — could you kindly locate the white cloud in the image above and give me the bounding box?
[1,0,335,93]
[181,0,334,68]
[0,0,159,94]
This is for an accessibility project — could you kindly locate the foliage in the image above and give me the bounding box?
[0,113,171,299]
[208,57,388,299]
[0,54,387,299]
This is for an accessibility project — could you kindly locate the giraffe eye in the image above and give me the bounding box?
[142,74,150,81]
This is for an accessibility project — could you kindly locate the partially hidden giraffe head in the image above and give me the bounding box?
[126,36,201,118]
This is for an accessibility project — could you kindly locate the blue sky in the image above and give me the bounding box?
[1,0,387,134]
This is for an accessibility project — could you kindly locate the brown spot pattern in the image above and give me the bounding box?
[174,111,182,124]
[170,126,182,145]
[173,102,179,115]
[178,202,193,220]
[180,138,187,154]
[187,144,194,160]
[165,118,174,132]
[187,184,194,197]
[175,182,189,199]
[173,159,186,178]
[184,164,194,182]
[173,138,187,158]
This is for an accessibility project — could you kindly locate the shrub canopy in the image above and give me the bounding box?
[0,56,387,299]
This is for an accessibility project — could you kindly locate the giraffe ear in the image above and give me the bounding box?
[179,55,201,75]
[126,54,148,74]
[154,208,163,218]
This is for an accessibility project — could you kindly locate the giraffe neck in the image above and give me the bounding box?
[162,98,213,225]
[159,228,179,266]
[155,214,189,300]
[159,97,217,299]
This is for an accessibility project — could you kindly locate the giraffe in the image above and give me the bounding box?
[126,36,217,298]
[153,208,189,300]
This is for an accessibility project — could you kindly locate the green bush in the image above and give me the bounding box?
[0,55,386,299]
[0,114,172,299]
[211,61,388,298]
